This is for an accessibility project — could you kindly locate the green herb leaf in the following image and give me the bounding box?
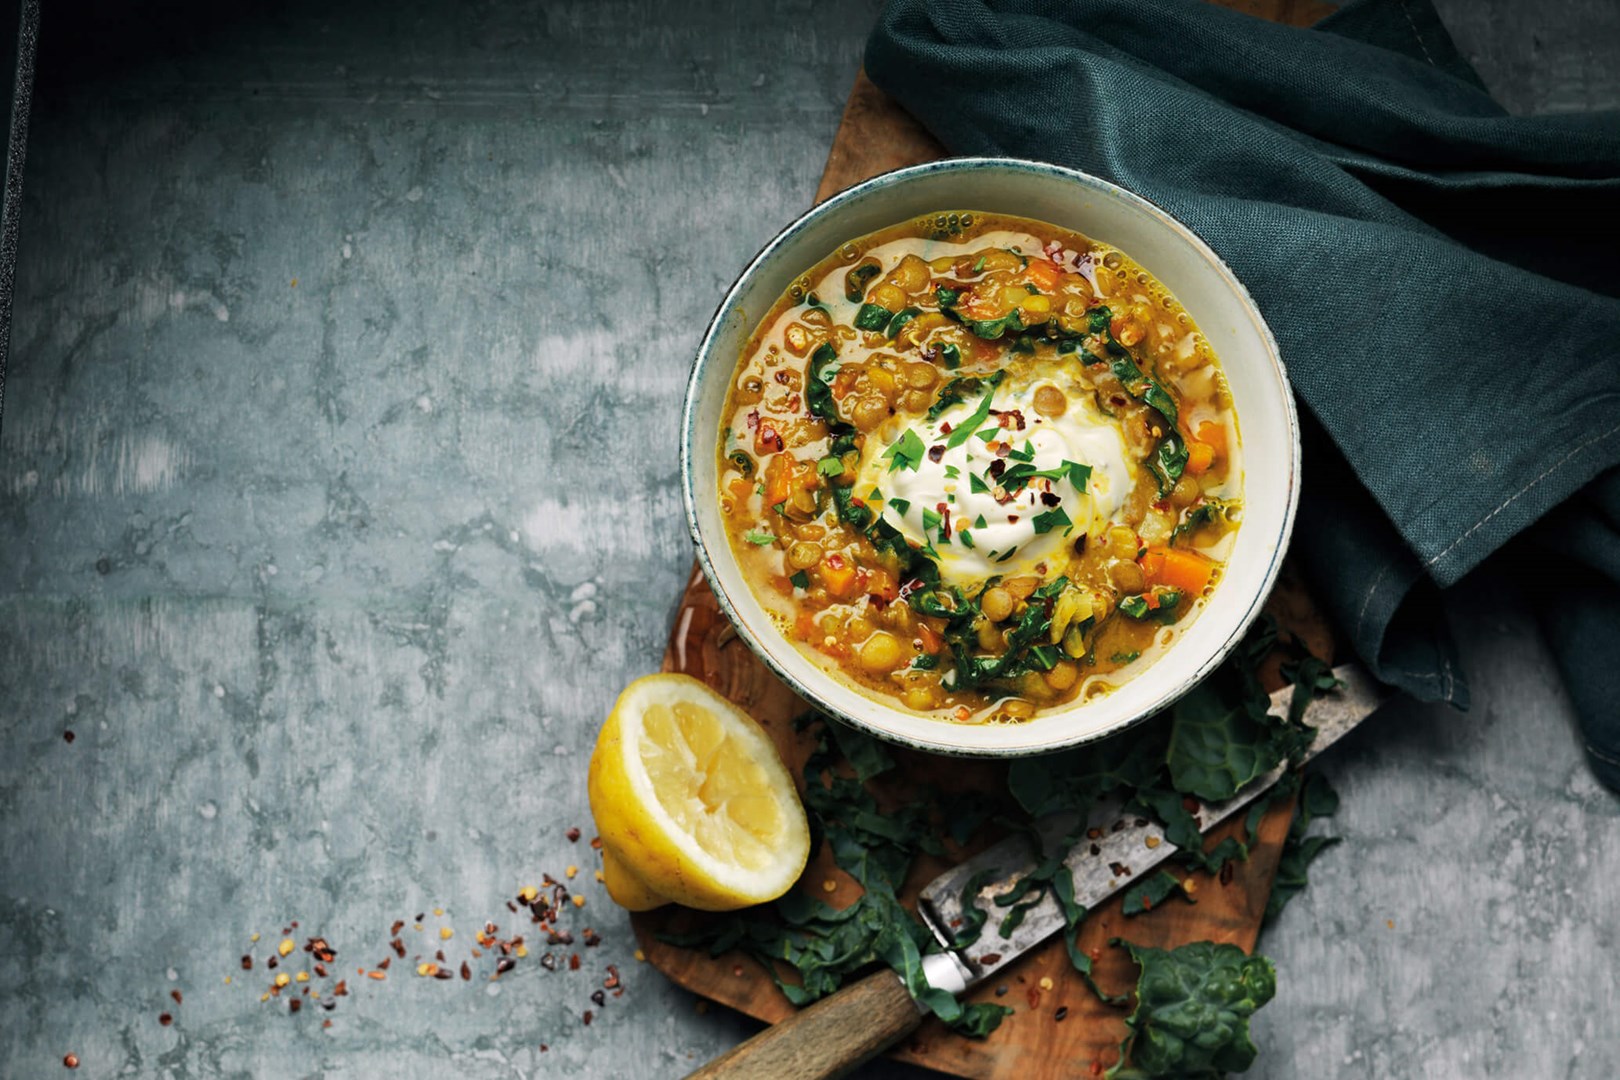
[946,388,998,450]
[882,429,926,473]
[958,529,974,549]
[743,529,775,546]
[1031,507,1071,534]
[888,497,910,517]
[816,456,844,478]
[789,570,809,589]
[938,342,961,369]
[1265,772,1342,924]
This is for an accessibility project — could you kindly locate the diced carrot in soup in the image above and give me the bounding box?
[1142,547,1215,594]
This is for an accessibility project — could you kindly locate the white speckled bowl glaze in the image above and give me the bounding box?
[681,158,1299,757]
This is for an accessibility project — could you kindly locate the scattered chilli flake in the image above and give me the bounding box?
[217,870,620,1027]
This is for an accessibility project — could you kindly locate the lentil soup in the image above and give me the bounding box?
[717,212,1241,724]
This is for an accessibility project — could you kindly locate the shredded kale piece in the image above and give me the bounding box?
[1264,771,1341,924]
[1106,940,1276,1079]
[854,302,894,332]
[1171,498,1229,547]
[1083,306,1188,494]
[805,342,841,426]
[887,306,923,337]
[927,371,1006,421]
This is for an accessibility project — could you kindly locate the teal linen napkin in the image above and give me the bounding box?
[865,0,1620,788]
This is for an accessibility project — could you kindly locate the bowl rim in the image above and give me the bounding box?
[680,156,1300,757]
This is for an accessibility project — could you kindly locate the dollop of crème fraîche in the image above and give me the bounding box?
[852,367,1133,587]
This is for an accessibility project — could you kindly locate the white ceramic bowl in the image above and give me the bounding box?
[681,158,1299,756]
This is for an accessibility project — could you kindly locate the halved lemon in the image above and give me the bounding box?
[588,673,810,912]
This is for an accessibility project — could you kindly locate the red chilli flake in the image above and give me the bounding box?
[170,990,183,1005]
[582,1010,594,1026]
[603,966,621,990]
[63,731,75,743]
[569,954,581,971]
[590,837,602,851]
[63,1054,79,1069]
[289,999,302,1014]
[158,1013,173,1027]
[566,827,582,842]
[460,961,471,982]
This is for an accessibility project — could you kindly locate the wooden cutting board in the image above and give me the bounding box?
[637,6,1335,1074]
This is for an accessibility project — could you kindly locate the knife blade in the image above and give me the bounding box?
[914,663,1384,993]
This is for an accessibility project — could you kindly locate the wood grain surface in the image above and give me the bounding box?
[639,5,1337,1074]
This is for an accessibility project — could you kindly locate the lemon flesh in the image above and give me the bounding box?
[588,673,810,912]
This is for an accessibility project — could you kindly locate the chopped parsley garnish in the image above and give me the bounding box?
[921,507,942,534]
[1031,507,1071,535]
[946,388,998,450]
[789,570,810,589]
[959,529,974,549]
[883,429,926,472]
[1110,650,1142,664]
[944,464,960,479]
[974,514,988,529]
[938,343,961,369]
[889,498,910,517]
[969,473,989,494]
[974,426,1000,442]
[1008,440,1035,463]
[744,529,775,545]
[971,255,986,273]
[816,456,844,477]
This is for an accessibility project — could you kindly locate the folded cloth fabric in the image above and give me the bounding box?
[866,0,1620,788]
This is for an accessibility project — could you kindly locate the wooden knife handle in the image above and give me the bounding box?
[683,969,926,1080]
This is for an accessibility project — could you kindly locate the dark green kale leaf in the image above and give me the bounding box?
[1164,683,1285,803]
[927,371,1006,421]
[805,342,842,426]
[1170,498,1228,547]
[1107,940,1277,1080]
[1264,771,1341,924]
[944,577,1070,690]
[854,302,894,332]
[1086,306,1187,494]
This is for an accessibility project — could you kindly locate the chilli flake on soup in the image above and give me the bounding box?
[719,212,1241,724]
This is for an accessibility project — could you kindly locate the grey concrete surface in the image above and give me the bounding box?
[0,2,1613,1077]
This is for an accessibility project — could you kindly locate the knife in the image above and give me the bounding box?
[684,664,1384,1080]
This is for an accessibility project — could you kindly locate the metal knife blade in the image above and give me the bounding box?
[917,663,1384,990]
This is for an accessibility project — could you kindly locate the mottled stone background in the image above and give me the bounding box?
[0,1,1614,1077]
